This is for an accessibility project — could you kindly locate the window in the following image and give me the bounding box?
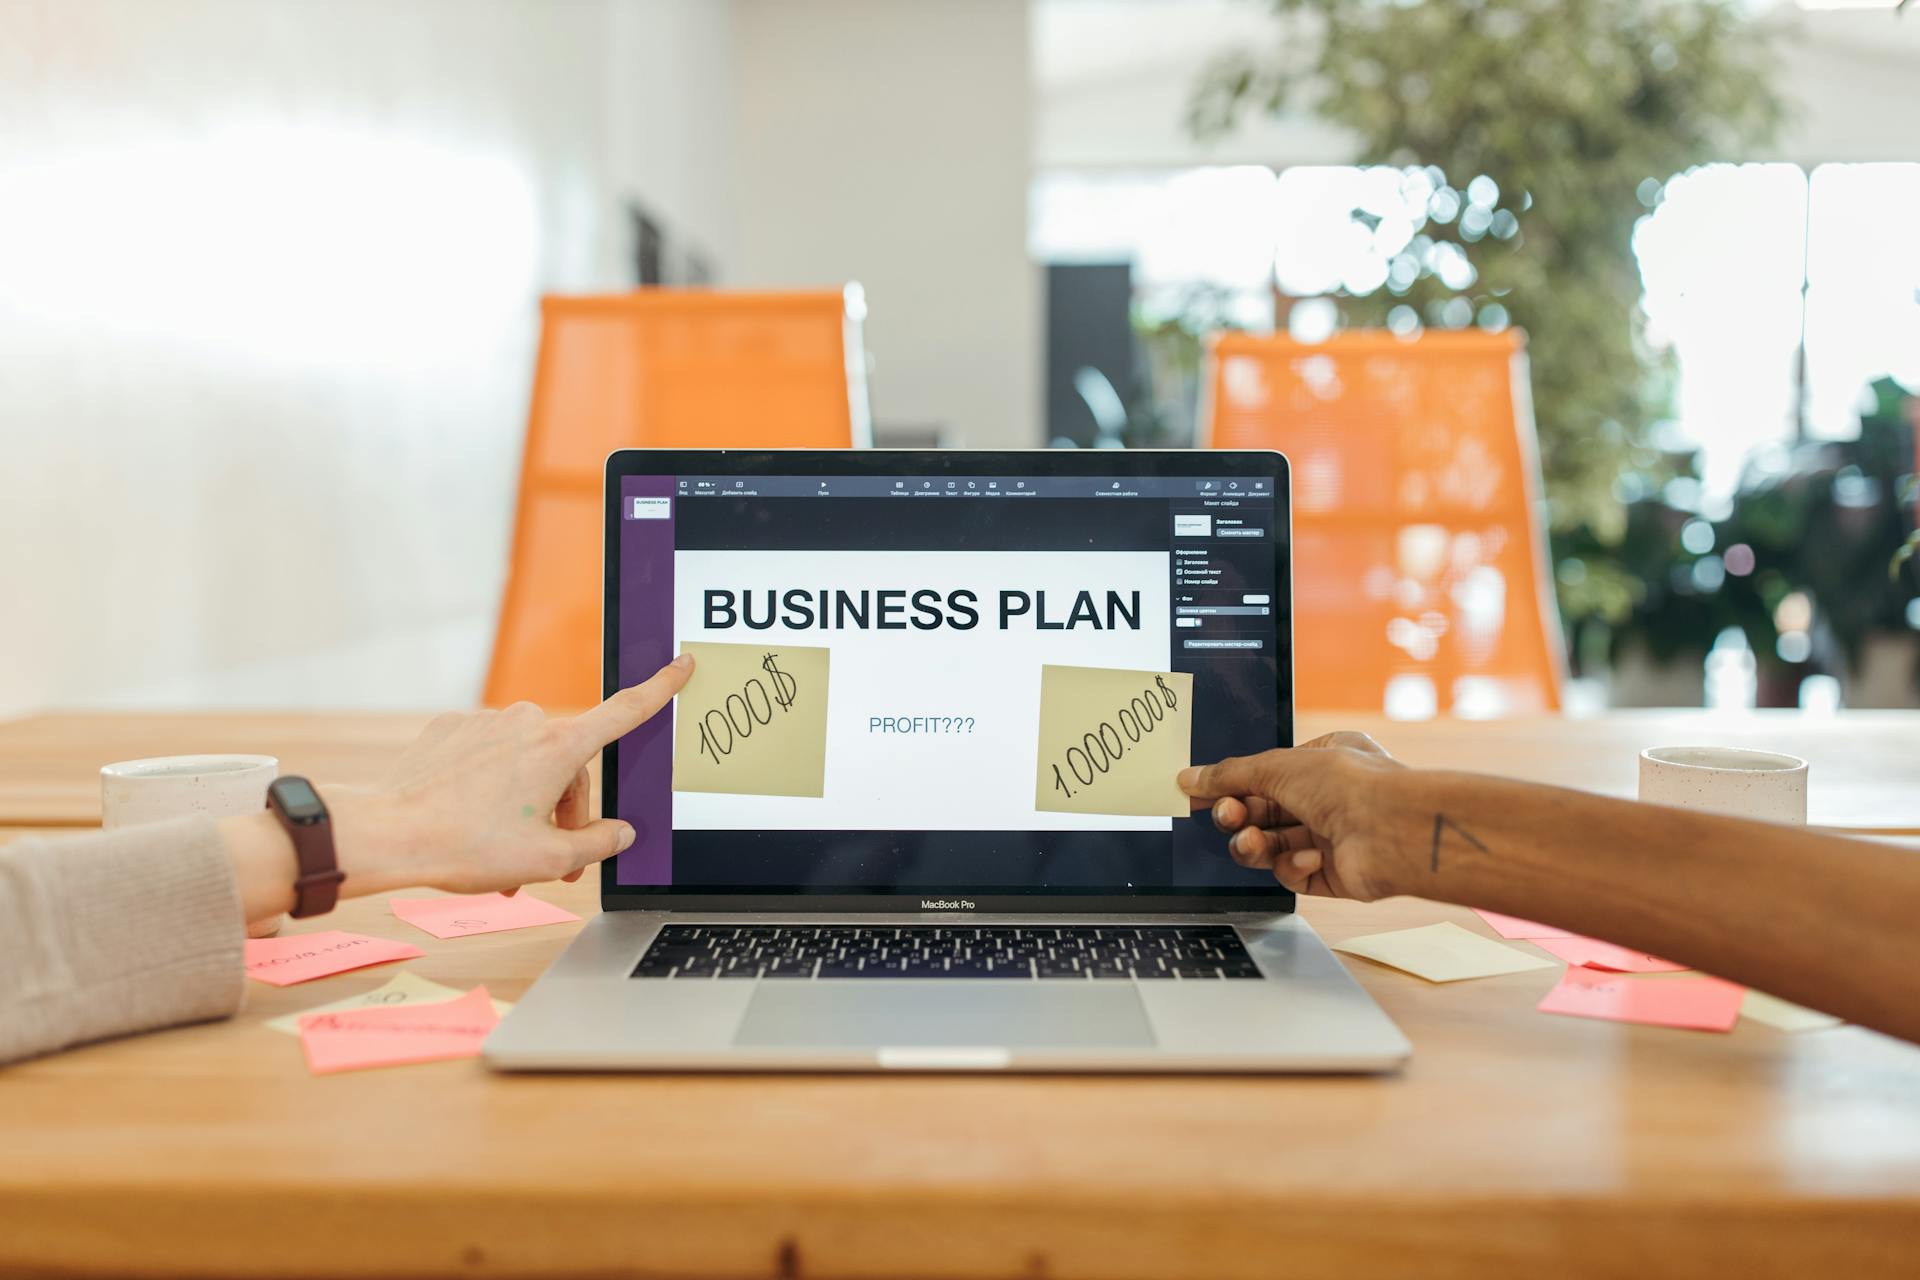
[1804,164,1920,441]
[1634,164,1808,501]
[1636,161,1920,498]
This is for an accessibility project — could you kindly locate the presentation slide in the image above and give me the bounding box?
[611,468,1284,891]
[669,549,1172,832]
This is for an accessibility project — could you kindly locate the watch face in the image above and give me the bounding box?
[272,777,325,822]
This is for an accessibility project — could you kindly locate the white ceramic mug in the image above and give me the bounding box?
[101,754,282,936]
[1638,746,1808,826]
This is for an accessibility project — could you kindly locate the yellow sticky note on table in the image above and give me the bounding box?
[673,641,831,797]
[1740,989,1842,1032]
[1331,922,1558,983]
[264,971,512,1037]
[1034,664,1193,818]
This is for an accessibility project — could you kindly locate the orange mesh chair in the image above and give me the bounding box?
[486,289,871,709]
[1203,329,1564,717]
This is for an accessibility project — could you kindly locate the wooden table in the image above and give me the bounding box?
[5,708,1919,831]
[3,712,1920,1278]
[1323,709,1920,833]
[0,711,430,825]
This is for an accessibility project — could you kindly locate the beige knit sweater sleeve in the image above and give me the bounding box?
[0,816,246,1065]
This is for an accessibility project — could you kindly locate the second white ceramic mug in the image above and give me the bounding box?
[99,754,280,830]
[100,754,283,936]
[1638,746,1808,826]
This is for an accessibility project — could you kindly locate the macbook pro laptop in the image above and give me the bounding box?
[484,449,1409,1072]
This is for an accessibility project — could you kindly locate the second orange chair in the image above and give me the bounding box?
[1203,329,1564,717]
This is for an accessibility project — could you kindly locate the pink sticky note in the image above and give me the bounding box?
[1472,909,1579,940]
[1533,936,1688,973]
[1536,966,1744,1032]
[389,892,582,940]
[244,930,425,986]
[298,985,501,1074]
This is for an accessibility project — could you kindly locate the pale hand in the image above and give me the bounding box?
[223,656,693,921]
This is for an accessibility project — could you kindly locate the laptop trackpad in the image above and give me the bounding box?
[734,982,1156,1049]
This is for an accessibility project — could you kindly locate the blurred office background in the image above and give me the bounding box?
[2,0,1916,717]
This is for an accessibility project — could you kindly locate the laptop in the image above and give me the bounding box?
[484,449,1409,1072]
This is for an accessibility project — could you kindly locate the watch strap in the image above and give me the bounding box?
[266,778,345,919]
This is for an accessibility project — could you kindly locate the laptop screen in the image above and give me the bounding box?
[604,451,1292,908]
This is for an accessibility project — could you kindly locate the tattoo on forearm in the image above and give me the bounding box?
[1430,814,1488,872]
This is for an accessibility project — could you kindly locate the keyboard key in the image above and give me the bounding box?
[761,961,815,978]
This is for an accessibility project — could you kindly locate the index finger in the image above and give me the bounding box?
[562,654,695,755]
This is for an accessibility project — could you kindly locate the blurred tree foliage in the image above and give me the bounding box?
[1553,396,1917,700]
[1188,0,1786,595]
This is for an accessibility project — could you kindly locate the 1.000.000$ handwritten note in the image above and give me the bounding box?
[1035,664,1193,819]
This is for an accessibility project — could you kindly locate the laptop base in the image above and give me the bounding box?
[485,912,1410,1074]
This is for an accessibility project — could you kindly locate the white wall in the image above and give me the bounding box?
[607,0,737,262]
[1034,0,1355,170]
[0,0,733,716]
[1768,19,1920,167]
[727,0,1039,448]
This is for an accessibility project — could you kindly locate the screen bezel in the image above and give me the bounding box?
[600,448,1294,913]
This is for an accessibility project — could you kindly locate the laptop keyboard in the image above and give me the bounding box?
[630,924,1262,980]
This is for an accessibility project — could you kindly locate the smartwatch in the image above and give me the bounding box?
[265,776,345,919]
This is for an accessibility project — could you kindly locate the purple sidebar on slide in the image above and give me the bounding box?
[613,475,676,884]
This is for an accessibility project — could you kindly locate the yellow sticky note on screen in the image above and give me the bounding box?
[1034,664,1193,818]
[673,641,831,798]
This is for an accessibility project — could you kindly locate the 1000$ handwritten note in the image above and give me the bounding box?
[1034,664,1193,818]
[673,641,832,797]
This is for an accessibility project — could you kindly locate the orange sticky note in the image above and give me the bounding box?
[297,985,501,1075]
[1472,909,1578,940]
[1533,936,1687,973]
[244,930,424,986]
[1536,967,1744,1032]
[389,892,581,940]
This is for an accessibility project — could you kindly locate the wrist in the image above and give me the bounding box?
[1369,769,1471,899]
[218,811,298,923]
[324,787,420,899]
[220,785,421,920]
[1380,769,1529,904]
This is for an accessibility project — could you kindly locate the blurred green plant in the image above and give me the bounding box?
[1188,0,1786,608]
[1554,382,1918,701]
[1124,284,1249,448]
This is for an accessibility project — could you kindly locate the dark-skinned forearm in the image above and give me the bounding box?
[1380,771,1920,1043]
